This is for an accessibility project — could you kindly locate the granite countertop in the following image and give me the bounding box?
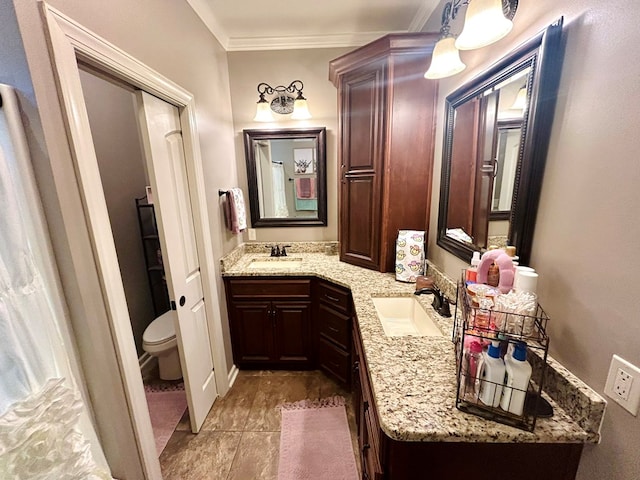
[221,242,606,444]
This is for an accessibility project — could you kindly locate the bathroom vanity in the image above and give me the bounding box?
[221,243,605,480]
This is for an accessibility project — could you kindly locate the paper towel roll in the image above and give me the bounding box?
[395,230,425,283]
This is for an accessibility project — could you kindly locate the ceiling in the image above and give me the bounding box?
[186,0,440,51]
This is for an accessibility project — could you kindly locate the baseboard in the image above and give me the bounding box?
[227,364,239,391]
[139,352,157,380]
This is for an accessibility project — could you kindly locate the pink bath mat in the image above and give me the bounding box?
[144,384,187,455]
[277,396,358,480]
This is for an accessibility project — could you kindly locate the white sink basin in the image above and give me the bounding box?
[372,296,443,337]
[248,258,303,270]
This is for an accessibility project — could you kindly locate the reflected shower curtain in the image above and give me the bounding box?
[0,85,112,478]
[272,162,289,218]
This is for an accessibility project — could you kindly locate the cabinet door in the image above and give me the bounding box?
[272,301,312,366]
[229,301,274,364]
[340,62,386,270]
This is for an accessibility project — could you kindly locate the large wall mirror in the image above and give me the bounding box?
[244,127,327,227]
[437,19,564,266]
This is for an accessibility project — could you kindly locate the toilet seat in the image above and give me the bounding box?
[143,310,176,346]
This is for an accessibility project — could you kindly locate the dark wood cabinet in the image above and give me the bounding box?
[224,278,312,368]
[316,280,352,387]
[330,33,439,272]
[353,317,384,480]
[352,314,583,480]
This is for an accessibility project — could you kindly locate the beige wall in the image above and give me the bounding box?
[227,47,350,243]
[424,2,640,479]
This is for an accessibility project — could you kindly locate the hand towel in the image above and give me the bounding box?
[295,178,316,199]
[395,230,425,283]
[224,188,247,234]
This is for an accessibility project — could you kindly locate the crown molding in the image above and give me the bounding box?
[226,31,403,51]
[185,0,229,49]
[408,2,438,32]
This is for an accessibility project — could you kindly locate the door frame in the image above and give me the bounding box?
[41,3,230,477]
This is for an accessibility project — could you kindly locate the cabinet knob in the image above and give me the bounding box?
[363,443,371,450]
[353,361,360,372]
[364,400,369,412]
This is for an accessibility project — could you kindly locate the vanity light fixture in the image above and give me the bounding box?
[456,0,515,50]
[424,0,518,80]
[253,80,311,122]
[424,3,466,79]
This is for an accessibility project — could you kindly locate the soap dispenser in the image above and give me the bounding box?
[465,251,481,284]
[478,341,505,408]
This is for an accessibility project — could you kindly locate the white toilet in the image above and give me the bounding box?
[142,310,182,381]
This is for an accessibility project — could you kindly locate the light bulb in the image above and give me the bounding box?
[455,0,513,51]
[424,36,466,79]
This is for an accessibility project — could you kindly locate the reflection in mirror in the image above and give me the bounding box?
[244,127,327,227]
[437,19,564,265]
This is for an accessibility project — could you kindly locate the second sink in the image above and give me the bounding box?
[372,296,443,337]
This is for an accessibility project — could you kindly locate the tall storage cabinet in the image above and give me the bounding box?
[329,33,439,272]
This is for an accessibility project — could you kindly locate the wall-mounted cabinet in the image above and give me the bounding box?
[330,33,439,272]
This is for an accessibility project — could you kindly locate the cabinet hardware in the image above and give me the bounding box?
[179,295,186,307]
[363,443,371,450]
[364,400,369,412]
[353,361,360,372]
[328,325,339,333]
[325,294,340,303]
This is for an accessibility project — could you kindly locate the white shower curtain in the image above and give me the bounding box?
[0,85,112,478]
[272,162,289,218]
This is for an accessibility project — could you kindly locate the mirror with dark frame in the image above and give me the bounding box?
[243,127,327,227]
[437,19,564,266]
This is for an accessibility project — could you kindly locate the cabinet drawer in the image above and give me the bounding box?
[318,337,350,385]
[317,281,351,313]
[318,303,350,350]
[227,278,311,299]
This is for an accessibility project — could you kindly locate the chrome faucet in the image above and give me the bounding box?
[414,286,452,317]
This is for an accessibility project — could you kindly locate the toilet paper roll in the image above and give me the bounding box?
[514,266,535,290]
[517,271,538,295]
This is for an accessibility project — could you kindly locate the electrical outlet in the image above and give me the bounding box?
[614,368,632,400]
[604,355,640,416]
[247,228,256,240]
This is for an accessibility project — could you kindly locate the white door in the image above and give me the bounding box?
[136,91,217,432]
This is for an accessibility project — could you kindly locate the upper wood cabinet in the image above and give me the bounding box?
[330,33,439,272]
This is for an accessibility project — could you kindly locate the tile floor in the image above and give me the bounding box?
[159,370,360,480]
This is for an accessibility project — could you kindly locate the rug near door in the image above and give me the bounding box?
[277,396,358,480]
[144,383,187,455]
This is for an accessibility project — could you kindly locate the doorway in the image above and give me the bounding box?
[78,67,189,455]
[41,5,230,478]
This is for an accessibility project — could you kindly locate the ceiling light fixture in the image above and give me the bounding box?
[424,0,518,80]
[253,80,311,122]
